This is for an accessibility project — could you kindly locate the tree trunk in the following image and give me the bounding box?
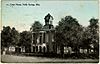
[60,44,64,58]
[75,46,79,58]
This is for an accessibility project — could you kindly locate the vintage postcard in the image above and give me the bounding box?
[1,0,99,63]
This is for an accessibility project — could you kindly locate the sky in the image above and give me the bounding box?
[1,0,99,32]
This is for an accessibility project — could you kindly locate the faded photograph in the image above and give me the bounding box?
[1,0,99,63]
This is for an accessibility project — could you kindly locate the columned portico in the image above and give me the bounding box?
[31,13,56,53]
[31,43,47,53]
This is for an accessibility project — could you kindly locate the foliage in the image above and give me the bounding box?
[18,31,32,47]
[1,26,19,47]
[11,27,20,45]
[1,26,11,47]
[55,16,99,58]
[55,16,83,48]
[55,16,83,56]
[30,21,43,32]
[88,18,99,55]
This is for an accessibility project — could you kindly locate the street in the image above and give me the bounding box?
[1,55,99,63]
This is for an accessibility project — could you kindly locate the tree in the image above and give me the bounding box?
[81,27,92,54]
[1,26,20,53]
[30,21,43,32]
[1,26,12,47]
[11,27,20,46]
[88,18,99,58]
[19,31,32,46]
[18,31,32,52]
[54,32,66,56]
[55,16,83,57]
[80,18,99,58]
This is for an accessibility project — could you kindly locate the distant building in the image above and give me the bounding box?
[31,13,56,53]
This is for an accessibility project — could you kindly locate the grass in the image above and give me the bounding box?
[1,54,99,63]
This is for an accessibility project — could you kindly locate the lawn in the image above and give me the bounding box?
[1,55,99,63]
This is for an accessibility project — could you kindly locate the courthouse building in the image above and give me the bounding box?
[31,13,57,53]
